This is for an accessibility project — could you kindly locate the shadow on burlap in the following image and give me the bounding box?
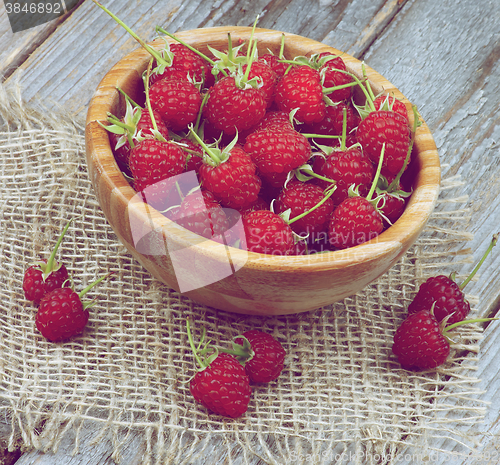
[0,82,488,465]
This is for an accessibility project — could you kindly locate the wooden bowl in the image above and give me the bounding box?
[85,26,441,315]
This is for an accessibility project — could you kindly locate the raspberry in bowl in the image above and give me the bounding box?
[85,26,440,315]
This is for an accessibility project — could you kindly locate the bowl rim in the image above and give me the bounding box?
[85,26,441,273]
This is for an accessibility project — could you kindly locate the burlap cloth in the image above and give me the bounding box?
[0,81,488,465]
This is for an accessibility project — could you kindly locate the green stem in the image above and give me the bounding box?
[144,59,159,133]
[288,186,336,225]
[362,62,376,102]
[333,68,375,111]
[366,143,385,202]
[322,79,360,94]
[106,113,134,131]
[460,234,499,290]
[278,33,286,59]
[155,26,221,72]
[78,272,113,300]
[218,336,254,364]
[116,87,141,108]
[445,317,499,334]
[340,107,347,151]
[298,166,337,185]
[186,318,206,370]
[300,134,341,140]
[191,91,210,136]
[43,218,73,278]
[92,0,166,65]
[187,126,222,165]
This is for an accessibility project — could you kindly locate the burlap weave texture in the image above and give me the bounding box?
[0,83,488,465]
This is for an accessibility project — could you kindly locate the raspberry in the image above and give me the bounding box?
[173,190,229,240]
[356,110,411,177]
[149,43,213,88]
[129,139,186,191]
[244,127,311,188]
[407,235,499,324]
[392,309,450,371]
[23,219,73,305]
[301,102,360,147]
[317,52,353,103]
[275,181,334,236]
[408,275,470,324]
[35,273,111,342]
[242,210,294,255]
[149,77,202,132]
[275,65,325,124]
[234,330,286,383]
[23,261,69,305]
[205,75,267,135]
[312,146,374,206]
[242,60,278,108]
[187,319,251,418]
[36,287,90,342]
[328,196,384,249]
[199,144,261,210]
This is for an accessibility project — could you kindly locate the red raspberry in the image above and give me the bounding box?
[275,65,325,124]
[242,210,294,255]
[275,181,334,236]
[23,219,73,305]
[234,330,286,383]
[301,102,360,147]
[176,138,204,173]
[373,94,409,122]
[407,234,498,326]
[377,191,407,225]
[328,196,384,249]
[186,319,251,418]
[149,78,202,132]
[392,309,450,371]
[204,75,267,135]
[199,145,261,210]
[173,189,229,240]
[149,43,213,88]
[244,127,311,188]
[242,60,278,108]
[135,108,170,140]
[356,110,411,177]
[23,260,69,305]
[135,175,190,218]
[251,110,293,132]
[129,139,186,191]
[312,146,374,206]
[35,273,111,342]
[190,352,251,418]
[408,275,471,324]
[259,54,290,81]
[317,53,353,103]
[35,287,89,342]
[107,107,169,175]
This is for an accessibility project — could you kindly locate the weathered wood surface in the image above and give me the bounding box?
[2,0,500,463]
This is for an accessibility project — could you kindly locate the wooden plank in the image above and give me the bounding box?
[3,0,394,121]
[0,1,84,81]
